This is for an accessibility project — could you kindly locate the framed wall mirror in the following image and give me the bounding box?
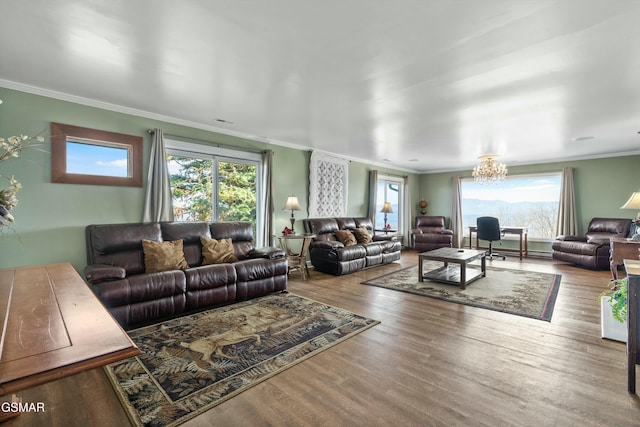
[51,122,143,187]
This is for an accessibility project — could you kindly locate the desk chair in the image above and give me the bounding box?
[476,216,505,260]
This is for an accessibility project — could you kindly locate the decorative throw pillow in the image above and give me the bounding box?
[200,236,238,264]
[335,230,357,246]
[142,239,189,273]
[352,227,373,244]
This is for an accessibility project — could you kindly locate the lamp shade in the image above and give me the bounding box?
[283,196,301,211]
[380,202,393,214]
[620,191,640,210]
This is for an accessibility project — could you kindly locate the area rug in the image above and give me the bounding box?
[105,293,379,427]
[362,263,561,321]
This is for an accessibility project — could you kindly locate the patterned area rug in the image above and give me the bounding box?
[105,293,379,427]
[362,263,561,321]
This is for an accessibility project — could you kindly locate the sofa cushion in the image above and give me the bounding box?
[335,230,357,246]
[142,239,189,273]
[161,222,211,266]
[352,227,373,244]
[200,236,238,264]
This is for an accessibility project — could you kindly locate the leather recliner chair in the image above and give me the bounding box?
[551,217,632,269]
[411,216,453,252]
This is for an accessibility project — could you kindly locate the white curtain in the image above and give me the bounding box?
[368,169,378,223]
[556,166,578,236]
[403,175,410,246]
[142,129,174,222]
[451,176,464,248]
[309,151,349,217]
[261,150,274,246]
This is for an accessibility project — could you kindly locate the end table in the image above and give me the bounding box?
[277,234,316,280]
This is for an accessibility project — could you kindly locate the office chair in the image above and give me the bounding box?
[476,216,505,260]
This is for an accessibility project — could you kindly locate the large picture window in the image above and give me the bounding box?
[376,175,405,232]
[165,140,263,242]
[461,172,562,239]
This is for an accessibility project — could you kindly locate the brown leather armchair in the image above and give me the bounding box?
[411,216,453,252]
[551,217,632,269]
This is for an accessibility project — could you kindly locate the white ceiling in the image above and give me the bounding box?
[1,0,640,173]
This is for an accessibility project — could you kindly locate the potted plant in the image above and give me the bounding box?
[599,277,628,342]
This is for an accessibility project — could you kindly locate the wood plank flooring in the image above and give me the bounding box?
[6,251,640,426]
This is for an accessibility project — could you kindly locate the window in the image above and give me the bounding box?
[376,175,405,232]
[461,172,562,239]
[165,140,264,244]
[51,122,142,186]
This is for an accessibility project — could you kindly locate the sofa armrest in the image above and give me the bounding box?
[555,235,587,242]
[410,228,423,235]
[249,247,285,259]
[84,264,126,284]
[586,237,610,246]
[440,229,454,235]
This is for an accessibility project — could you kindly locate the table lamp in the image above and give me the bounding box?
[380,202,393,230]
[283,195,302,233]
[621,189,640,240]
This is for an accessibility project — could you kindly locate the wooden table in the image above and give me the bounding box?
[0,263,139,398]
[277,234,315,280]
[418,248,486,290]
[468,226,528,260]
[625,259,640,394]
[610,236,640,280]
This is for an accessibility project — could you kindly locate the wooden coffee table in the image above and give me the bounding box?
[418,247,486,290]
[0,263,139,397]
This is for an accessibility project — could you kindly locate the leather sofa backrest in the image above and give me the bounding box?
[86,222,161,275]
[86,221,259,273]
[354,217,374,232]
[415,216,446,231]
[161,222,211,267]
[304,218,340,242]
[586,217,632,237]
[209,221,256,258]
[336,217,357,230]
[304,217,375,241]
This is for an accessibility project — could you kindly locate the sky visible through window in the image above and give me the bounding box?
[461,173,562,238]
[66,140,129,177]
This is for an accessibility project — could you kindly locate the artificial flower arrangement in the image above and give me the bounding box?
[0,133,44,225]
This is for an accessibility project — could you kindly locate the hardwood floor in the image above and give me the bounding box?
[7,251,640,426]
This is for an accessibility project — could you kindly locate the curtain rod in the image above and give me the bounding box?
[147,129,266,154]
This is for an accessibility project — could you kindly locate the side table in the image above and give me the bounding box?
[277,234,316,280]
[610,236,640,279]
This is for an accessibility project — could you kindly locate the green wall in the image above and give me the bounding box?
[419,156,640,251]
[3,86,634,269]
[0,88,415,270]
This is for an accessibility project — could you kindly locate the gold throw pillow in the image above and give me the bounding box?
[200,236,238,264]
[352,227,373,244]
[142,239,189,273]
[335,230,357,246]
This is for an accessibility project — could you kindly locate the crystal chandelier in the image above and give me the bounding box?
[472,155,508,184]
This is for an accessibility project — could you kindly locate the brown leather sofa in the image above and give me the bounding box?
[85,221,287,329]
[410,216,453,251]
[302,217,401,275]
[551,217,632,269]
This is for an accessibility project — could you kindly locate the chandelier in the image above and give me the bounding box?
[472,155,508,184]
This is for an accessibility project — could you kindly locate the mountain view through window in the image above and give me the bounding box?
[461,173,562,239]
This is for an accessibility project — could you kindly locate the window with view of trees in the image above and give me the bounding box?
[165,140,263,242]
[376,175,405,232]
[461,173,562,239]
